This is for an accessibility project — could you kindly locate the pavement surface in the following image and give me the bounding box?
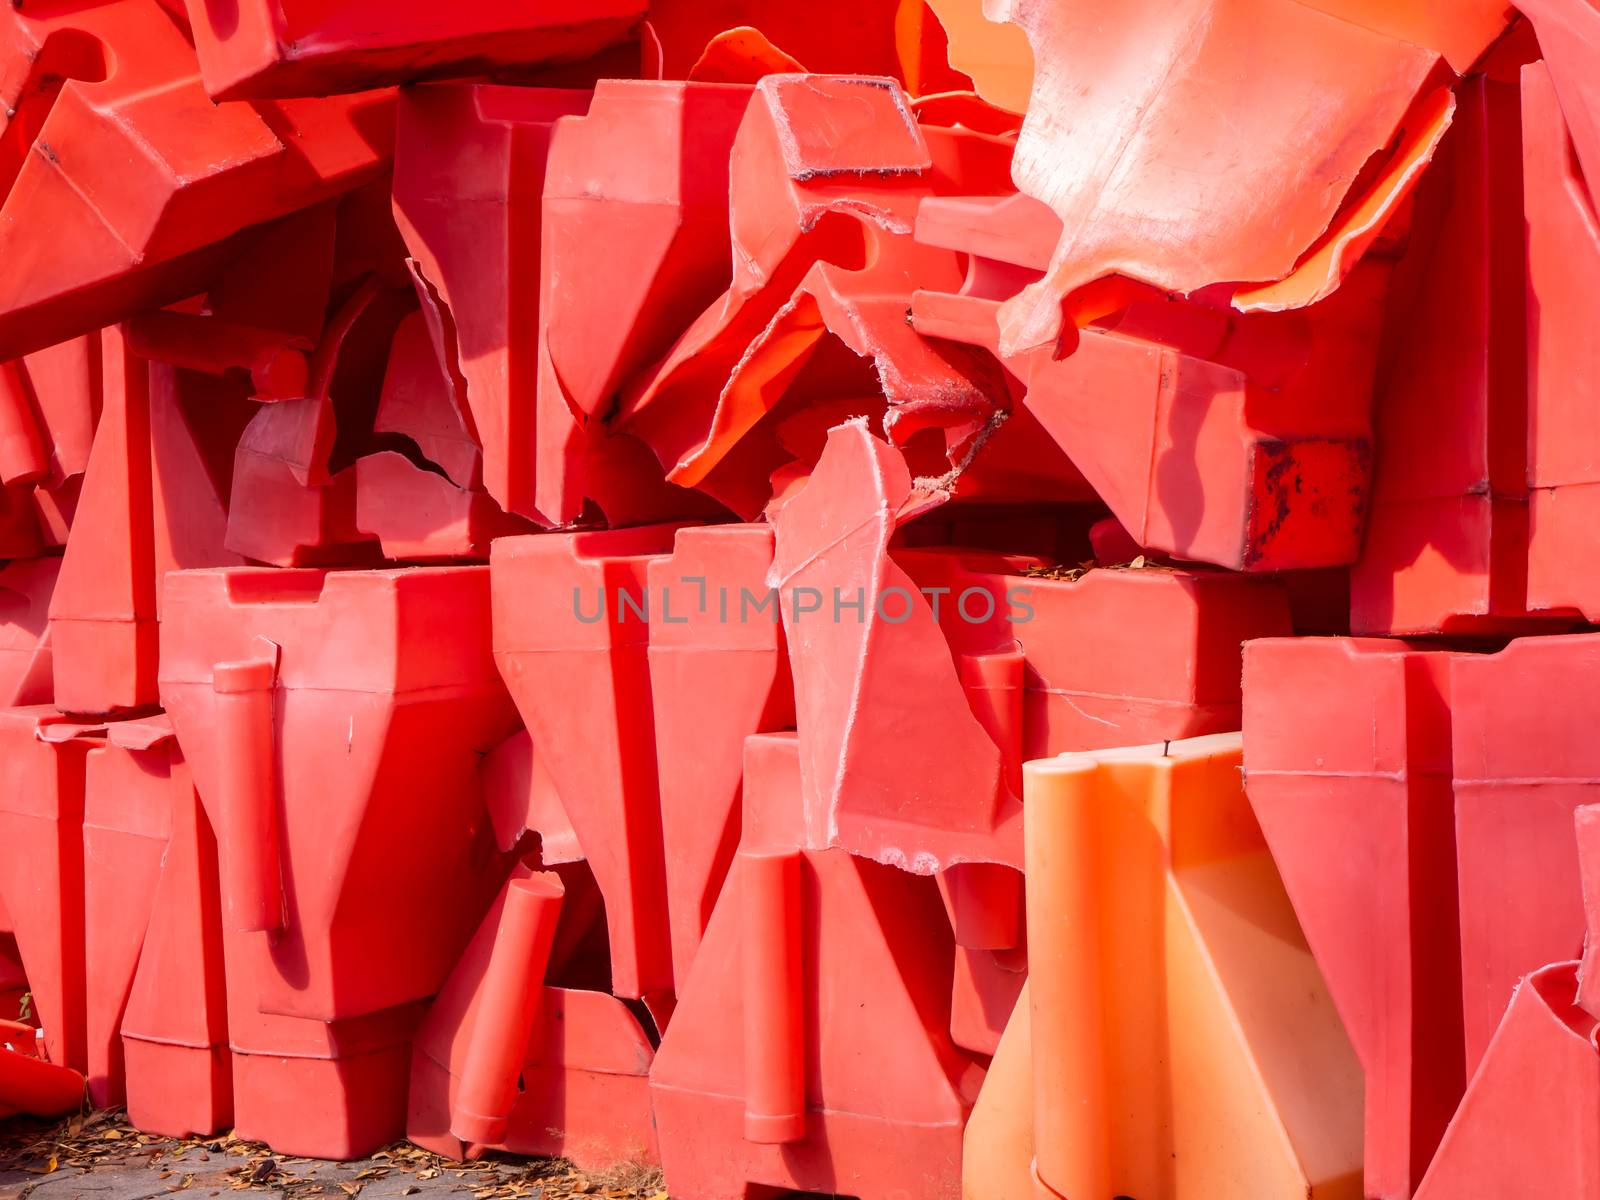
[0,1111,664,1200]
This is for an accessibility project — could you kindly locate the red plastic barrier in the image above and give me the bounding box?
[1016,307,1380,571]
[128,313,310,405]
[11,336,99,497]
[1578,806,1600,1019]
[80,717,178,1108]
[953,867,1029,1012]
[619,75,1013,517]
[161,566,516,1160]
[0,0,393,359]
[767,419,1294,882]
[1450,633,1600,1076]
[159,566,518,1024]
[1412,960,1599,1198]
[0,1037,83,1118]
[47,332,248,716]
[222,274,412,568]
[391,84,589,523]
[0,326,209,563]
[0,363,47,488]
[0,332,96,551]
[407,865,658,1171]
[491,524,691,1003]
[181,0,644,100]
[370,310,478,491]
[2,3,1593,1186]
[650,732,980,1200]
[0,706,91,1070]
[646,524,791,992]
[890,534,1289,1053]
[913,191,1386,571]
[1244,638,1466,1199]
[0,484,45,559]
[227,410,376,567]
[1352,74,1562,635]
[128,198,341,391]
[0,900,24,1018]
[786,428,1041,1056]
[938,863,1027,1057]
[739,847,804,1144]
[120,734,232,1138]
[0,556,57,707]
[394,79,739,529]
[353,452,530,563]
[1517,0,1600,215]
[537,80,752,526]
[647,0,915,82]
[2,335,99,551]
[1416,795,1600,1200]
[1523,60,1600,620]
[222,935,424,1159]
[46,327,157,715]
[901,548,1294,757]
[478,729,583,866]
[149,366,252,597]
[450,875,564,1145]
[211,656,283,935]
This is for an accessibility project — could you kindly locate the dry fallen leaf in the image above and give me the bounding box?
[1022,560,1094,582]
[1,1119,665,1200]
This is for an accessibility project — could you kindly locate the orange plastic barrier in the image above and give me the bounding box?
[966,734,1363,1200]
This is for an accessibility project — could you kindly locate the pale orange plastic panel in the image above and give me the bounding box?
[966,734,1363,1200]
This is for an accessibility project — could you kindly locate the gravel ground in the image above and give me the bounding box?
[0,1111,664,1200]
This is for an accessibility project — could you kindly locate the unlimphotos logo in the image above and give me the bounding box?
[572,579,1035,624]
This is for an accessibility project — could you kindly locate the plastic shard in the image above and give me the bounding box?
[769,420,1014,872]
[988,0,1454,357]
